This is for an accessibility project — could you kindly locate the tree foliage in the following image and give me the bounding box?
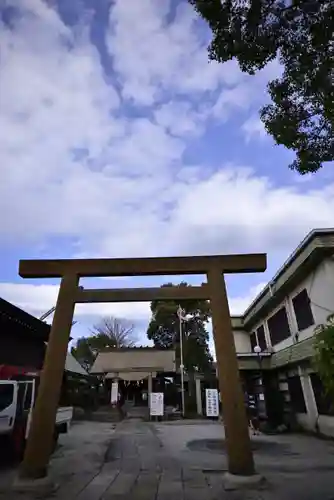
[189,0,334,174]
[71,316,137,370]
[71,337,95,371]
[313,313,334,402]
[146,282,213,374]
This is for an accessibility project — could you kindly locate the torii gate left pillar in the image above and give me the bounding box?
[18,253,266,480]
[20,274,79,478]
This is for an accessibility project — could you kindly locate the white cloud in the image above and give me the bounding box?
[0,0,334,284]
[0,279,266,328]
[0,282,151,324]
[228,282,267,315]
[212,60,281,121]
[4,0,332,360]
[212,84,253,119]
[107,0,241,105]
[207,282,267,359]
[154,101,206,138]
[0,278,265,355]
[241,115,267,142]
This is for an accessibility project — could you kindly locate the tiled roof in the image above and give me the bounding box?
[0,297,50,340]
[90,347,176,374]
[65,352,88,375]
[0,297,87,376]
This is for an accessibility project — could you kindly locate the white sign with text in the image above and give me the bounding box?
[111,381,119,404]
[206,388,219,417]
[150,392,164,416]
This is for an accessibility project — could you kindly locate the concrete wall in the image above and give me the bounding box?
[277,258,334,351]
[249,257,334,353]
[290,258,334,331]
[296,366,334,438]
[318,416,334,438]
[233,330,251,353]
[239,257,334,438]
[295,414,334,437]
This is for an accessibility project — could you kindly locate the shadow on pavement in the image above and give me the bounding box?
[187,438,300,456]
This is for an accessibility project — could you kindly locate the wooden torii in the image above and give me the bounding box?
[18,253,266,479]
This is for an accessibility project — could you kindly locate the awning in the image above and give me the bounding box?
[105,371,157,381]
[90,348,176,374]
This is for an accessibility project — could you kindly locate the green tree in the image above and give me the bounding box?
[313,314,334,404]
[146,282,213,374]
[71,337,95,371]
[189,0,334,174]
[71,316,137,370]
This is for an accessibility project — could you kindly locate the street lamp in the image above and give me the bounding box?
[253,344,265,422]
[177,305,190,417]
[253,344,262,357]
[253,344,263,374]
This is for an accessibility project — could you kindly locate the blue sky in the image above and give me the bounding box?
[1,0,333,350]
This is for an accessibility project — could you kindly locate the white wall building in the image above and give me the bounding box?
[231,228,334,437]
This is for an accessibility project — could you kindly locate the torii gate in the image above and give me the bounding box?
[18,253,266,479]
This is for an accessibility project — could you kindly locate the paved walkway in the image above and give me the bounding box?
[1,419,334,499]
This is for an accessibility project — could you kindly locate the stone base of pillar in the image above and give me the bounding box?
[12,476,58,495]
[223,472,266,491]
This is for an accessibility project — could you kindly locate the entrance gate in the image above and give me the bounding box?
[18,253,266,479]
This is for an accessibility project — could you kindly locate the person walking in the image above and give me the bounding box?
[246,393,260,435]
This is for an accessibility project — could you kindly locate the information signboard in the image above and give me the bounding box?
[205,388,219,417]
[150,392,164,416]
[111,381,119,404]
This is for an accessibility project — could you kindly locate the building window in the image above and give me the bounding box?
[267,307,291,346]
[256,325,267,351]
[250,332,257,351]
[0,384,14,411]
[287,375,306,413]
[23,383,33,411]
[310,373,334,416]
[292,288,314,331]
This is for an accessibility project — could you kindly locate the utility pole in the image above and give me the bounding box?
[39,307,56,321]
[177,305,187,418]
[39,306,77,327]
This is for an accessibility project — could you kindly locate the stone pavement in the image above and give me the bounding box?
[1,419,334,499]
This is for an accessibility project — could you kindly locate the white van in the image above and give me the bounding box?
[0,378,73,460]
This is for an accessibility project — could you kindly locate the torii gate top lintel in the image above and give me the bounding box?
[19,253,267,279]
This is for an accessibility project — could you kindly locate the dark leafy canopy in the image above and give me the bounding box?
[71,337,95,371]
[189,0,334,174]
[71,316,137,370]
[147,282,213,374]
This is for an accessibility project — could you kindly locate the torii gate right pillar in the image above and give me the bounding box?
[208,268,254,476]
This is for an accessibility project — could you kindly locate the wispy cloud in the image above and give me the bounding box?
[241,115,268,142]
[0,0,333,329]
